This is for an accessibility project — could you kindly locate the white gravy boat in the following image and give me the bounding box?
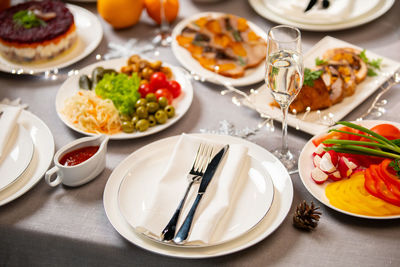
[45,135,109,187]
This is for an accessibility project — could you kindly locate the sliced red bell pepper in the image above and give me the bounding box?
[312,127,361,147]
[369,165,400,207]
[364,167,379,197]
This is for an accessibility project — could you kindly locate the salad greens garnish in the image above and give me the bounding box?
[389,159,400,177]
[95,73,140,116]
[303,68,323,87]
[315,57,328,66]
[359,49,383,77]
[13,10,46,29]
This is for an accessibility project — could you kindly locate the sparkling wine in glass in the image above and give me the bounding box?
[265,25,304,172]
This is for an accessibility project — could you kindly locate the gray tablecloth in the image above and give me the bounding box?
[1,0,400,266]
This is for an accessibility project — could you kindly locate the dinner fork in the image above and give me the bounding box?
[161,143,214,241]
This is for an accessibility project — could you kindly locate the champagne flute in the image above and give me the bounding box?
[152,0,173,47]
[265,25,304,172]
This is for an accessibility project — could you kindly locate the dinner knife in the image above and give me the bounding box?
[173,145,229,244]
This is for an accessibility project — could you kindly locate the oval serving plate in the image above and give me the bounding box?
[298,120,400,219]
[171,12,268,87]
[55,58,193,140]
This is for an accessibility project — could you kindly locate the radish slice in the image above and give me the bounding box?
[311,167,328,184]
[326,150,339,166]
[315,143,326,156]
[329,170,342,181]
[319,152,337,173]
[313,155,322,168]
[346,157,360,170]
[338,157,353,178]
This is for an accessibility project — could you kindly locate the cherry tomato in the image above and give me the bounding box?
[138,83,153,98]
[154,88,173,104]
[369,124,400,140]
[149,72,168,91]
[167,80,181,98]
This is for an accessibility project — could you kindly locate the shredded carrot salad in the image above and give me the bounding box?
[62,90,121,135]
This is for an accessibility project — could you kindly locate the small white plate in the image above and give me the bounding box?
[298,120,400,219]
[171,12,268,87]
[0,124,34,191]
[245,36,400,135]
[248,0,395,31]
[103,134,293,258]
[0,105,54,206]
[118,147,274,247]
[0,4,103,74]
[55,58,193,140]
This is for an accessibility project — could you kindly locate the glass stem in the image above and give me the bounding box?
[281,105,289,155]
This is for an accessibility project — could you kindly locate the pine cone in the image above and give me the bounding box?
[293,200,321,231]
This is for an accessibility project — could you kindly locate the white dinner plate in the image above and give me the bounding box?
[298,120,400,219]
[0,105,54,206]
[103,134,293,258]
[171,12,268,87]
[248,0,395,31]
[244,36,400,135]
[0,124,34,191]
[55,58,193,140]
[118,148,274,247]
[0,4,103,74]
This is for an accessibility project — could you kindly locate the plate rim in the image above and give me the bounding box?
[298,119,400,219]
[103,133,293,258]
[248,0,395,31]
[117,150,275,248]
[55,57,194,140]
[171,11,268,87]
[0,124,34,191]
[0,106,54,206]
[0,4,103,74]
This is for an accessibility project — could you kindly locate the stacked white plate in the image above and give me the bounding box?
[103,134,294,258]
[0,105,54,206]
[248,0,395,31]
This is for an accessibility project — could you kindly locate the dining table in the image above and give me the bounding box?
[1,0,400,266]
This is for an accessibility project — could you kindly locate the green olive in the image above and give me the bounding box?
[165,105,175,118]
[145,93,157,102]
[136,106,148,119]
[131,115,139,126]
[155,110,168,124]
[136,119,149,132]
[79,75,92,90]
[158,97,168,109]
[146,102,159,113]
[119,114,131,122]
[135,98,147,108]
[148,115,156,127]
[121,121,135,133]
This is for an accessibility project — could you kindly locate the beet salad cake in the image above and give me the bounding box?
[0,0,77,62]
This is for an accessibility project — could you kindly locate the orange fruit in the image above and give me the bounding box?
[144,0,179,25]
[98,0,144,29]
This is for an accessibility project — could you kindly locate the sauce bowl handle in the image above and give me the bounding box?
[45,166,63,187]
